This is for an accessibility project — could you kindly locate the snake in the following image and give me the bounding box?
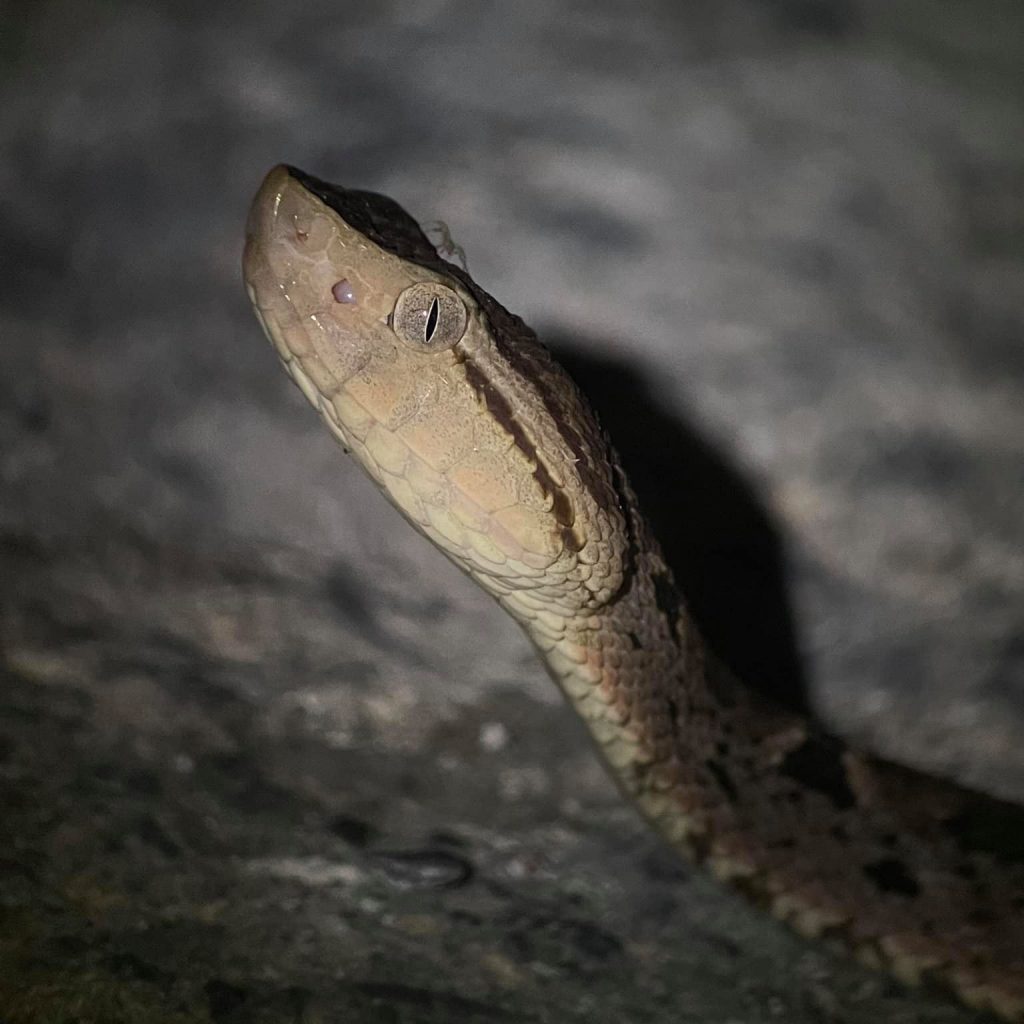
[243,164,1024,1020]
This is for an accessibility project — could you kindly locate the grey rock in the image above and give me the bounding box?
[1,1,1022,1021]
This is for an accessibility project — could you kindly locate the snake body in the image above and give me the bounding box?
[243,165,1024,1019]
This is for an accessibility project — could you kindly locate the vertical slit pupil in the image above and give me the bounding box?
[424,297,440,342]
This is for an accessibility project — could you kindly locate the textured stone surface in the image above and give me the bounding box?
[1,1,1022,1021]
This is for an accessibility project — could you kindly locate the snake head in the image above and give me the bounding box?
[243,164,477,392]
[244,165,631,614]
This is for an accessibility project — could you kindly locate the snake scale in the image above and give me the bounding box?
[243,165,1024,1020]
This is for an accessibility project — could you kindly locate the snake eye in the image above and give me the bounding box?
[391,282,467,350]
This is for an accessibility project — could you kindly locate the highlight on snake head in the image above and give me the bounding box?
[243,165,610,608]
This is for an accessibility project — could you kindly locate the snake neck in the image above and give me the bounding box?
[507,493,744,843]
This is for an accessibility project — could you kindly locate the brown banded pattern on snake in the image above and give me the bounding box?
[243,165,1024,1020]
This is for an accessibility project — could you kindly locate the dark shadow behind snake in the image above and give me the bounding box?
[553,341,810,714]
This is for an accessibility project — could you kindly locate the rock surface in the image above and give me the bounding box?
[1,1,1022,1021]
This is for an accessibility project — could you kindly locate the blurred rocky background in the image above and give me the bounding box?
[1,1,1022,1021]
